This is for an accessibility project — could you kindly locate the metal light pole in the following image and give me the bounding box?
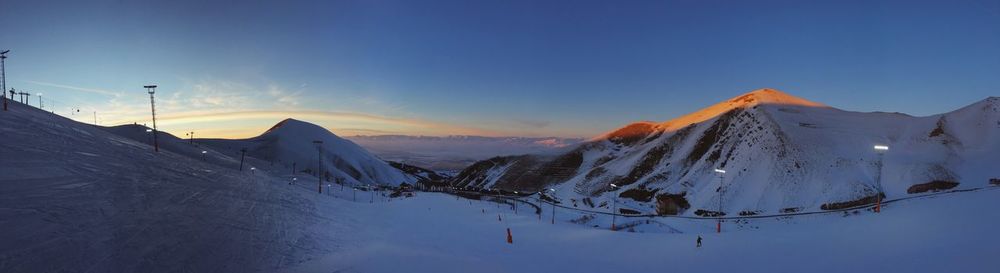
[549,188,556,224]
[144,85,159,152]
[513,191,518,214]
[610,183,619,231]
[1,50,8,111]
[313,140,323,194]
[239,148,247,171]
[537,191,543,221]
[873,145,889,213]
[714,168,726,233]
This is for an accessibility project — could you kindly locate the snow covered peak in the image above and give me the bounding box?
[212,118,419,186]
[941,96,1000,117]
[592,89,827,142]
[976,96,999,109]
[592,121,659,144]
[733,88,825,108]
[658,88,825,132]
[262,118,331,137]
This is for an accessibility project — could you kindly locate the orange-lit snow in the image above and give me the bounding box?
[594,88,827,141]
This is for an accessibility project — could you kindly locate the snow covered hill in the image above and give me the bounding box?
[199,118,417,187]
[451,88,1000,216]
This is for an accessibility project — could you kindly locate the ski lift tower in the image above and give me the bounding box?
[144,85,159,152]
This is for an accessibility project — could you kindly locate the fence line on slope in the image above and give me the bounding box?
[436,186,999,220]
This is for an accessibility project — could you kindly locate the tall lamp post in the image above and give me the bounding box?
[239,148,247,171]
[610,183,619,231]
[313,140,324,194]
[1,49,8,111]
[714,168,726,233]
[513,191,519,214]
[873,145,889,213]
[536,191,543,221]
[548,188,556,224]
[144,85,159,152]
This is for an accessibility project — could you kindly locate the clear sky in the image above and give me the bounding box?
[1,0,998,139]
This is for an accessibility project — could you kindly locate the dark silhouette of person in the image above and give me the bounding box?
[697,236,702,247]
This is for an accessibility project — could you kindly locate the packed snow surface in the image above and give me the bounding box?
[286,189,1000,273]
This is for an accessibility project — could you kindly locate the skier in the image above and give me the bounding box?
[696,235,702,248]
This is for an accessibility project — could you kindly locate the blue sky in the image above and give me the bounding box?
[1,0,998,138]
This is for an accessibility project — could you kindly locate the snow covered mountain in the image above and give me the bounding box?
[451,88,1000,216]
[199,118,417,186]
[345,135,584,171]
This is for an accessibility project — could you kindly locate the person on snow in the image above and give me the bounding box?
[696,235,702,247]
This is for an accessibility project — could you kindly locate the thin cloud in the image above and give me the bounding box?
[335,128,400,136]
[24,80,122,96]
[100,109,501,138]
